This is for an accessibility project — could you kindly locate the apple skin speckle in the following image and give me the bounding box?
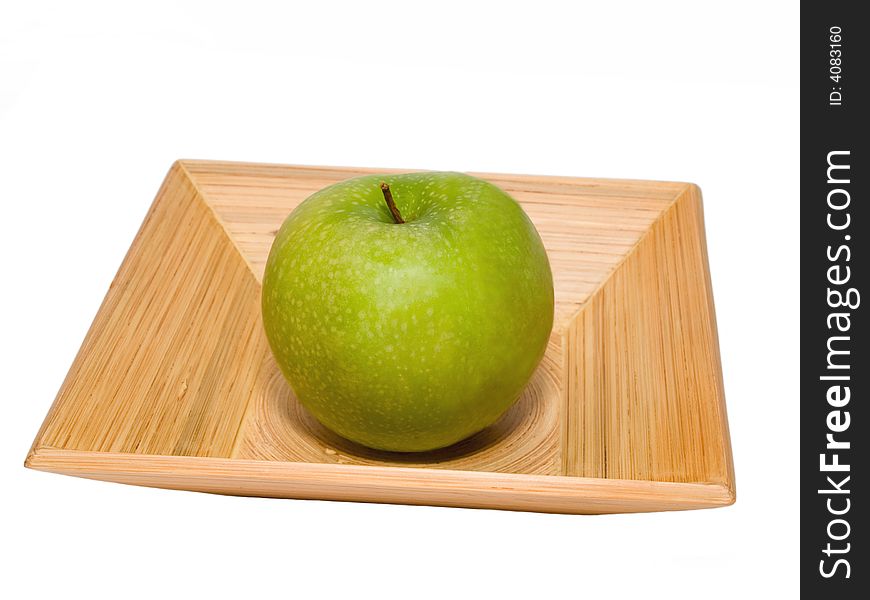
[262,172,554,452]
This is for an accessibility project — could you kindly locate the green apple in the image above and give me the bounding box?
[262,172,553,452]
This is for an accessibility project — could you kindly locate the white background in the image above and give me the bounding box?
[1,2,799,598]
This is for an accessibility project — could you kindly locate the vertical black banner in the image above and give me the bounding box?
[802,2,867,596]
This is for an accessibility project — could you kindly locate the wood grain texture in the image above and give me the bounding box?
[182,160,683,330]
[26,160,735,514]
[564,185,733,488]
[27,449,733,515]
[30,164,267,458]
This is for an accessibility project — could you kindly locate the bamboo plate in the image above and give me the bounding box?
[26,160,735,514]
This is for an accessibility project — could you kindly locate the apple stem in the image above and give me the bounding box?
[380,182,405,224]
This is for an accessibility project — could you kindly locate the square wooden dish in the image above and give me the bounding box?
[26,160,735,514]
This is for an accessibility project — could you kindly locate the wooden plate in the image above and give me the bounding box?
[25,160,735,514]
